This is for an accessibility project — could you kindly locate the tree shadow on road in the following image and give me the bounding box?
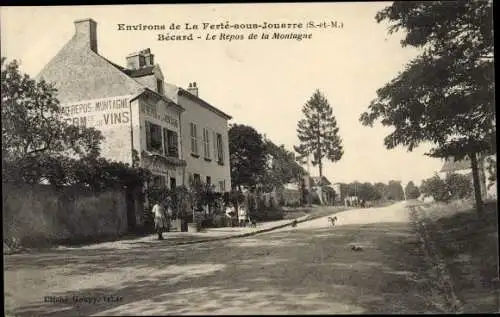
[6,220,450,316]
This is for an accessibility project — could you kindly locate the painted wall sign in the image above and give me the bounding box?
[61,96,132,128]
[141,102,179,128]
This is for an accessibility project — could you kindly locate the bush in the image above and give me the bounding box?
[256,195,267,213]
[445,173,472,199]
[420,175,451,202]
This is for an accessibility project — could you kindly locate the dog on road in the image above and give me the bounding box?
[328,216,338,227]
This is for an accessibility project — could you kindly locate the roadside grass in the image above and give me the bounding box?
[419,199,499,313]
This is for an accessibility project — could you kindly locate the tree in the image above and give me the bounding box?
[228,124,267,190]
[294,90,344,203]
[420,175,450,202]
[1,58,104,163]
[1,58,105,185]
[373,182,389,200]
[445,173,472,199]
[358,182,380,201]
[387,180,405,201]
[404,181,421,199]
[359,1,494,214]
[295,90,344,177]
[262,140,306,192]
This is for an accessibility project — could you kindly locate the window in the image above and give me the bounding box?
[151,175,166,188]
[216,133,224,165]
[203,128,210,159]
[156,79,164,95]
[163,128,178,158]
[146,121,163,153]
[170,177,176,190]
[190,123,199,156]
[219,180,225,192]
[193,173,201,185]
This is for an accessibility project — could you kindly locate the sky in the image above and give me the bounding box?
[0,3,445,186]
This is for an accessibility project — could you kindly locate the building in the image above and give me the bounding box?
[165,82,232,192]
[36,18,232,191]
[309,176,336,205]
[438,155,497,200]
[35,18,233,225]
[36,18,189,189]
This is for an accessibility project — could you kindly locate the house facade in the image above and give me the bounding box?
[438,155,497,200]
[36,18,233,225]
[165,82,232,192]
[37,19,188,190]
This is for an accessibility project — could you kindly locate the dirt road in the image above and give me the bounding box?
[5,202,445,315]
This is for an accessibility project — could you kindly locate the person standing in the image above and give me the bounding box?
[225,202,235,227]
[164,197,174,232]
[151,200,167,240]
[238,202,248,227]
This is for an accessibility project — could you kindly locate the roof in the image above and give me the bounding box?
[130,88,184,113]
[36,38,146,103]
[165,83,232,120]
[101,57,180,110]
[311,176,332,186]
[123,65,156,78]
[440,157,472,173]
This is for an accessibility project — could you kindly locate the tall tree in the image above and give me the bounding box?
[294,90,344,203]
[387,180,405,201]
[374,182,389,201]
[404,181,421,199]
[228,124,267,190]
[359,1,494,214]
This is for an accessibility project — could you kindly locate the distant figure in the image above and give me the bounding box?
[152,200,168,240]
[238,202,248,227]
[225,202,235,227]
[164,197,174,231]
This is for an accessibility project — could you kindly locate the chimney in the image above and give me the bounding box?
[74,18,98,53]
[126,48,154,70]
[187,82,199,97]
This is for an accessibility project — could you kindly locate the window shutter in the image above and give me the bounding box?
[163,128,168,156]
[213,131,217,160]
[207,129,211,158]
[172,131,178,157]
[146,121,152,151]
[194,124,198,154]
